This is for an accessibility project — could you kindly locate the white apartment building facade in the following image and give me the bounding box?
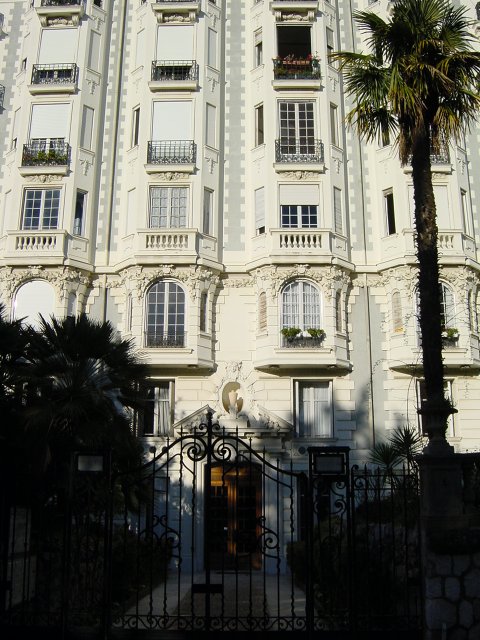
[1,0,480,466]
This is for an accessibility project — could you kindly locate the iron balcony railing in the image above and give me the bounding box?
[408,148,450,165]
[281,335,325,349]
[275,138,324,163]
[145,331,186,348]
[31,63,78,85]
[151,60,199,82]
[0,84,4,109]
[147,140,196,165]
[22,138,71,167]
[40,0,82,6]
[273,58,321,80]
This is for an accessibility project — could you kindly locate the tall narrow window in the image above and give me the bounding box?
[206,103,216,148]
[132,107,140,147]
[461,189,473,236]
[149,187,188,228]
[74,191,86,236]
[254,29,263,67]
[439,282,455,329]
[392,291,403,333]
[330,104,338,146]
[145,281,185,347]
[200,292,208,333]
[417,380,454,437]
[67,292,77,317]
[333,187,343,235]
[87,31,101,71]
[384,190,396,235]
[140,381,174,436]
[203,188,213,235]
[208,29,217,68]
[326,28,334,64]
[259,292,267,332]
[296,381,332,438]
[80,106,94,150]
[255,104,264,146]
[335,291,343,333]
[255,187,265,235]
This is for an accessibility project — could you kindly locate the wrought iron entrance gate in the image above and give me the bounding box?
[1,412,422,637]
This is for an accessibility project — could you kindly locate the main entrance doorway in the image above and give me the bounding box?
[209,464,262,570]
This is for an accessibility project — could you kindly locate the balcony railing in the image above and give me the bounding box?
[145,331,186,348]
[147,140,196,164]
[22,138,71,167]
[281,335,325,348]
[151,60,198,82]
[31,63,78,85]
[275,139,324,163]
[0,84,4,109]
[40,0,82,5]
[273,58,321,80]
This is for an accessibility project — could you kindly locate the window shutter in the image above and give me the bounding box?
[255,187,265,232]
[39,29,77,64]
[333,187,342,234]
[208,29,217,67]
[392,291,403,332]
[433,185,450,228]
[152,101,192,140]
[88,31,101,71]
[156,25,193,60]
[259,293,267,332]
[279,184,319,206]
[80,106,94,150]
[30,103,69,139]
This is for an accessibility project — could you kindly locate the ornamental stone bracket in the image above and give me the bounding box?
[274,11,315,22]
[152,2,201,24]
[36,5,85,28]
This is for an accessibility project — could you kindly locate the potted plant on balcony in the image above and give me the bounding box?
[441,327,459,346]
[306,328,326,341]
[281,327,302,344]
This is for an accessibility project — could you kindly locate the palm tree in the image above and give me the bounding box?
[332,0,480,452]
[24,314,148,473]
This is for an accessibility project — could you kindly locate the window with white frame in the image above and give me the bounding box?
[384,189,396,235]
[281,280,321,332]
[145,281,186,347]
[255,104,264,146]
[335,290,343,333]
[73,191,86,236]
[417,379,454,438]
[295,380,332,438]
[333,187,343,235]
[278,101,315,157]
[392,291,403,333]
[139,381,174,436]
[22,189,61,230]
[280,184,319,228]
[149,187,188,228]
[259,292,267,332]
[254,29,263,67]
[200,291,208,333]
[203,188,213,235]
[330,104,339,146]
[440,282,455,329]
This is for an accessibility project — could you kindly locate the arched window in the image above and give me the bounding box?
[392,291,403,333]
[258,292,267,332]
[145,281,185,347]
[281,280,321,331]
[14,280,55,328]
[200,291,208,333]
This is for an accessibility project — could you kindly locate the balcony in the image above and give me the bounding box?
[0,84,4,109]
[145,331,186,348]
[36,0,84,26]
[388,331,480,372]
[149,60,199,92]
[122,229,218,267]
[29,64,78,94]
[145,140,196,174]
[380,229,476,268]
[20,138,70,177]
[272,57,321,90]
[274,139,325,173]
[250,229,349,268]
[254,333,351,371]
[151,1,201,23]
[4,230,90,267]
[404,148,451,174]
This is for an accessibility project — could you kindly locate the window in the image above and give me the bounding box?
[132,107,140,147]
[203,188,213,235]
[149,187,188,228]
[206,103,216,148]
[74,191,86,236]
[384,190,396,235]
[255,187,265,235]
[335,291,343,333]
[281,205,317,228]
[87,31,101,71]
[259,292,267,332]
[461,189,473,236]
[326,28,334,63]
[440,282,455,329]
[417,380,454,438]
[333,187,343,235]
[139,381,174,436]
[282,280,321,332]
[330,104,338,146]
[295,381,332,438]
[277,25,311,59]
[255,104,264,146]
[207,29,217,68]
[200,292,208,333]
[22,189,60,230]
[278,101,315,158]
[80,106,94,150]
[392,291,403,333]
[254,29,263,66]
[145,281,185,347]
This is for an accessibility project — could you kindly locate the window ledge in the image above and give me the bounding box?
[145,163,195,175]
[19,165,69,177]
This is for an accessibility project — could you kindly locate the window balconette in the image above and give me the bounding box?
[21,138,71,176]
[30,64,78,94]
[145,331,186,349]
[146,140,196,174]
[275,138,324,163]
[273,57,321,80]
[149,60,199,91]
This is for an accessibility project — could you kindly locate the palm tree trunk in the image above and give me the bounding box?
[411,129,455,453]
